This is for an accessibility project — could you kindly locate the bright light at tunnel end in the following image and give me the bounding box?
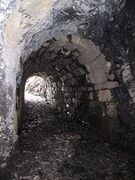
[25,76,55,105]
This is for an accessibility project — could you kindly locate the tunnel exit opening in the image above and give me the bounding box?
[25,75,56,106]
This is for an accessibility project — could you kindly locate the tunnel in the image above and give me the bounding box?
[0,0,135,179]
[19,38,90,119]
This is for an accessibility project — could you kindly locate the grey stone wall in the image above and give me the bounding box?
[1,0,135,165]
[0,0,17,164]
[80,0,135,151]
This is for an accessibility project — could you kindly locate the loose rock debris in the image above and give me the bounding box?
[1,101,135,180]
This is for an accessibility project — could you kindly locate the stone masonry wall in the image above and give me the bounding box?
[1,0,135,165]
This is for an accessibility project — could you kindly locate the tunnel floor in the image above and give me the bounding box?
[2,101,135,180]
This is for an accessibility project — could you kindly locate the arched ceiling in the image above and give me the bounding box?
[2,0,135,164]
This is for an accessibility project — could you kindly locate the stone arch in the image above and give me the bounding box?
[1,0,135,164]
[16,32,120,160]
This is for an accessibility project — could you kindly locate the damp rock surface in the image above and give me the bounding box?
[1,101,135,180]
[0,0,135,164]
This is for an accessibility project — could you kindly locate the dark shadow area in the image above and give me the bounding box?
[1,35,135,179]
[2,101,135,180]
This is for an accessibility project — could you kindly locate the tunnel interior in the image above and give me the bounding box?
[5,34,134,179]
[1,0,135,179]
[7,37,133,180]
[18,37,92,130]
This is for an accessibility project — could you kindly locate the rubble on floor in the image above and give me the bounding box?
[0,101,135,180]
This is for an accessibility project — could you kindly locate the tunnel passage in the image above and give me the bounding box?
[0,0,135,178]
[15,33,121,146]
[14,31,123,150]
[1,0,135,169]
[5,37,135,180]
[18,38,91,134]
[3,36,135,180]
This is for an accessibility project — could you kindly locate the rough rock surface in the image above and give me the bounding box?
[1,0,135,166]
[1,100,135,180]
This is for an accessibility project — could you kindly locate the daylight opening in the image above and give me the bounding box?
[25,74,56,106]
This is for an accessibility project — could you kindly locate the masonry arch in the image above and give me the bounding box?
[1,0,135,165]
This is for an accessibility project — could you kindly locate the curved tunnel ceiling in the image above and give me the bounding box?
[1,0,135,163]
[20,37,90,120]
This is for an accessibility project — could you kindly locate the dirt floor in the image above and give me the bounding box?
[0,101,135,180]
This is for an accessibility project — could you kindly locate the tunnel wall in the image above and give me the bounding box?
[1,0,135,165]
[18,39,90,122]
